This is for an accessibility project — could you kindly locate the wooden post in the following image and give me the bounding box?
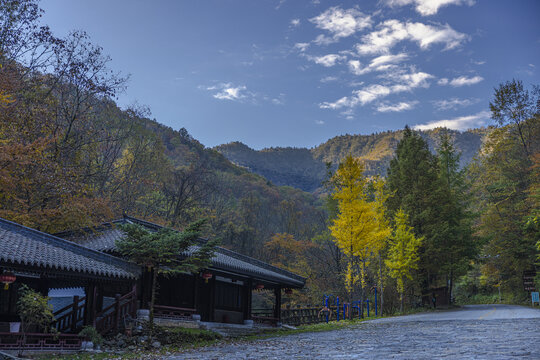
[209,277,216,322]
[84,284,97,326]
[141,268,152,310]
[114,294,121,331]
[274,287,282,323]
[193,277,199,312]
[131,284,138,316]
[243,279,253,320]
[92,285,98,326]
[71,296,79,333]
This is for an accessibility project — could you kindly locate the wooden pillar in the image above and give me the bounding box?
[193,276,199,311]
[114,293,121,331]
[243,279,253,320]
[38,276,49,296]
[71,296,79,333]
[274,286,282,322]
[131,283,138,312]
[209,277,216,322]
[84,283,97,326]
[141,267,152,309]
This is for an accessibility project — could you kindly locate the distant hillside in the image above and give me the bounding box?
[216,142,328,192]
[216,128,489,192]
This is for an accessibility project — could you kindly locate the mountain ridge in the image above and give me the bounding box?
[215,127,490,192]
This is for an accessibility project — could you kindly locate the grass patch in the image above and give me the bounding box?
[32,326,222,360]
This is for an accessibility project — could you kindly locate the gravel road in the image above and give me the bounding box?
[170,304,540,360]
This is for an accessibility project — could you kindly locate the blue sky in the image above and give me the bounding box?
[40,0,539,149]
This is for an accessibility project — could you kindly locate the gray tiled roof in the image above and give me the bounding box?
[56,216,305,288]
[0,218,140,280]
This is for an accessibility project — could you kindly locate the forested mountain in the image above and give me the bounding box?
[216,142,328,192]
[0,0,325,264]
[216,128,488,192]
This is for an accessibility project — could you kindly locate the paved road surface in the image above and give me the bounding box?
[171,304,540,360]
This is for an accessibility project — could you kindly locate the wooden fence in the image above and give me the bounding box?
[253,306,351,326]
[52,296,86,333]
[153,304,197,320]
[0,333,83,351]
[95,286,137,335]
[278,305,364,326]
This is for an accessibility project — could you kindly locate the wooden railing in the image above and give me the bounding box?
[95,287,137,335]
[0,332,83,351]
[52,296,86,333]
[251,308,278,325]
[251,315,279,325]
[153,304,197,320]
[281,305,364,326]
[281,306,341,326]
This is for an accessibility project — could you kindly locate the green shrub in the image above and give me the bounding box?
[17,284,56,333]
[79,326,103,346]
[151,325,221,345]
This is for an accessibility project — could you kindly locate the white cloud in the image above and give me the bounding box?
[310,6,372,41]
[321,70,433,109]
[290,18,300,27]
[437,77,449,85]
[348,53,408,75]
[294,42,310,52]
[315,120,325,125]
[414,110,490,131]
[212,84,248,101]
[386,70,434,92]
[348,60,363,75]
[432,97,479,110]
[348,80,365,87]
[313,34,335,45]
[205,83,284,105]
[308,54,346,67]
[320,76,339,83]
[445,75,484,87]
[383,0,475,16]
[275,0,286,10]
[377,100,418,112]
[356,19,467,55]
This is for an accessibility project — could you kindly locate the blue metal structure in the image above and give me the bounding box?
[365,299,370,317]
[336,296,340,321]
[351,301,361,319]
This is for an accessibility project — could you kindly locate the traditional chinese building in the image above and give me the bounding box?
[0,213,305,346]
[56,215,305,325]
[0,217,140,347]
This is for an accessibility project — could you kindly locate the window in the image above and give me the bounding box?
[215,281,243,311]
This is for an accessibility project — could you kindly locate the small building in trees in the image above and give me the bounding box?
[55,215,305,326]
[0,217,140,346]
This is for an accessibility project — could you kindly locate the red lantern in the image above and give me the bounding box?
[255,284,264,290]
[285,288,293,295]
[0,272,16,290]
[201,272,213,283]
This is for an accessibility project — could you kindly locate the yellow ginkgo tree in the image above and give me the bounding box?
[330,155,389,310]
[385,209,423,312]
[371,177,392,315]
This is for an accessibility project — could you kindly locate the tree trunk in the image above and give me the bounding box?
[378,254,384,317]
[449,270,454,305]
[149,267,158,337]
[360,260,366,318]
[400,276,404,313]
